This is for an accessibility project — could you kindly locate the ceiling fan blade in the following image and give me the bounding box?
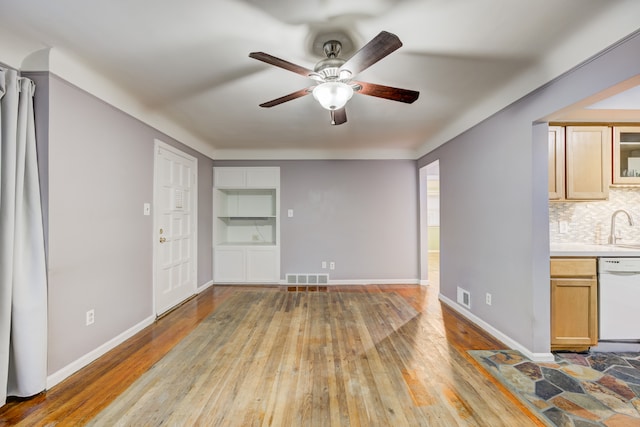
[353,81,419,104]
[258,87,312,108]
[340,31,403,75]
[330,108,347,125]
[249,52,315,78]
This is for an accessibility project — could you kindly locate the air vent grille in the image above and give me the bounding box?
[286,274,329,285]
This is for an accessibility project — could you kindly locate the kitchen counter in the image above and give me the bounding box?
[551,243,640,257]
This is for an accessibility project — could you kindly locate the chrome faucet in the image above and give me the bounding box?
[608,209,635,245]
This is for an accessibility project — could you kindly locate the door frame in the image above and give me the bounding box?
[152,139,198,316]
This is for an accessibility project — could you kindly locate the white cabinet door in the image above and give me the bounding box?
[246,247,279,282]
[215,167,280,188]
[246,167,280,188]
[214,247,245,282]
[214,168,246,188]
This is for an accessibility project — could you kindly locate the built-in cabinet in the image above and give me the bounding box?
[213,167,280,283]
[550,257,598,351]
[549,125,611,201]
[612,126,640,184]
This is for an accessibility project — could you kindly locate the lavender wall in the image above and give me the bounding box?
[214,160,420,282]
[46,75,213,374]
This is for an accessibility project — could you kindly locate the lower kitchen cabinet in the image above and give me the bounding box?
[550,257,598,351]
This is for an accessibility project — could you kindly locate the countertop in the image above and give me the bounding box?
[550,243,640,257]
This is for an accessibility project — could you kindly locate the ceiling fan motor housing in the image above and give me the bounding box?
[314,41,351,81]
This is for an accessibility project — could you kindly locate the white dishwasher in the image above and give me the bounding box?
[598,258,640,345]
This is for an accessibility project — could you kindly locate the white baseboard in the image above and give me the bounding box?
[278,278,420,286]
[46,314,156,389]
[419,280,430,286]
[328,279,420,285]
[439,294,554,363]
[197,280,214,293]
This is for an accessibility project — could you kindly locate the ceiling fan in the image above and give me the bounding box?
[249,31,420,125]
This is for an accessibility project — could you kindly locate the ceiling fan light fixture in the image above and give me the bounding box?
[312,81,354,111]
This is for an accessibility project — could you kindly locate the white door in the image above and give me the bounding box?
[154,140,197,315]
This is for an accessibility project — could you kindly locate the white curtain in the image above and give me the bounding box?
[0,68,48,406]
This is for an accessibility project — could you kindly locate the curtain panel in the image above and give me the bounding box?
[0,67,48,406]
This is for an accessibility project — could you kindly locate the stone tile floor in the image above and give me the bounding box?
[469,350,640,426]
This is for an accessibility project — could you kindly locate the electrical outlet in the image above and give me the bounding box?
[322,261,327,269]
[485,293,492,306]
[86,309,95,326]
[559,221,569,234]
[329,262,335,270]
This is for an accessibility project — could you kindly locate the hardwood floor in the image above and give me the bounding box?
[0,255,544,426]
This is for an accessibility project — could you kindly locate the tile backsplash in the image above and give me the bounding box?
[549,188,640,244]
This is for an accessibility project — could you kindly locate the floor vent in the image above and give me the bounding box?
[286,274,329,285]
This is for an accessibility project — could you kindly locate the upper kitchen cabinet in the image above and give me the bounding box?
[613,126,640,185]
[548,126,565,200]
[565,126,611,200]
[549,125,611,201]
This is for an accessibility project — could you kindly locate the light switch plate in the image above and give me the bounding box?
[288,209,293,217]
[143,203,151,216]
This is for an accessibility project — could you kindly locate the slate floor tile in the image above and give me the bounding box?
[499,365,535,395]
[560,353,591,367]
[543,366,585,394]
[598,374,637,400]
[574,419,606,427]
[515,361,543,380]
[544,407,573,427]
[583,382,640,417]
[589,354,632,372]
[551,395,601,421]
[488,350,525,365]
[563,364,605,382]
[602,413,640,427]
[536,379,564,400]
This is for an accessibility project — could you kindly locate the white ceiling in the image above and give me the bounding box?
[1,0,639,159]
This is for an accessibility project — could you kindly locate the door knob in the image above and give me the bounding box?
[159,237,167,243]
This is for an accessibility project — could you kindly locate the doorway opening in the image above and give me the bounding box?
[419,160,440,285]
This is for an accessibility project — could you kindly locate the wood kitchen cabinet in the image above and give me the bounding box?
[548,125,611,201]
[550,257,598,351]
[548,126,565,200]
[612,125,640,184]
